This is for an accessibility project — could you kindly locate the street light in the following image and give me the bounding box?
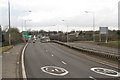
[22,10,32,31]
[62,20,68,43]
[85,11,95,42]
[24,20,32,31]
[8,0,11,45]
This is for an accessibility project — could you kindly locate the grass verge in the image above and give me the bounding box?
[0,45,14,52]
[73,41,119,49]
[97,41,119,49]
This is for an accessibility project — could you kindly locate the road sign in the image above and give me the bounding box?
[99,27,108,43]
[100,27,108,34]
[38,34,41,38]
[22,31,29,38]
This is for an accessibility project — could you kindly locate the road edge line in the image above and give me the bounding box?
[21,43,28,79]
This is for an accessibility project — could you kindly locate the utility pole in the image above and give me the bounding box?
[8,0,11,45]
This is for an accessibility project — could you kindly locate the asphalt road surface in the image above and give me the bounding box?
[24,42,119,79]
[0,56,2,79]
[68,43,118,54]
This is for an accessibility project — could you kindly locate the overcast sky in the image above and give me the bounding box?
[0,0,119,32]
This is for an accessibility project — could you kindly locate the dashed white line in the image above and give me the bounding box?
[52,54,54,56]
[89,76,97,80]
[61,61,67,65]
[46,50,48,52]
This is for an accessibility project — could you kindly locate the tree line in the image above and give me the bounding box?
[1,26,120,46]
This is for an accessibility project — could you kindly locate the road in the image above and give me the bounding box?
[0,56,2,79]
[68,43,118,54]
[24,42,119,79]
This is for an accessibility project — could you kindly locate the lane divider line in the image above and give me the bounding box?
[21,43,28,79]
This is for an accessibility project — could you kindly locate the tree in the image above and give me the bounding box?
[79,31,82,35]
[4,28,22,45]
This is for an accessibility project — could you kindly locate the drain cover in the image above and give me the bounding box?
[41,66,69,76]
[91,67,119,77]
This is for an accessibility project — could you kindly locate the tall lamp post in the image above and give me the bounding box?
[8,0,11,45]
[85,11,95,42]
[62,20,68,43]
[24,20,32,31]
[22,10,32,31]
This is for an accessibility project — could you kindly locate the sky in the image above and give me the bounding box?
[0,0,119,32]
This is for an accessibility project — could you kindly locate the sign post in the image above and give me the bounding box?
[99,27,108,43]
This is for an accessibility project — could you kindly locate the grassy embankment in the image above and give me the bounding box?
[74,41,119,49]
[98,41,119,49]
[0,45,13,52]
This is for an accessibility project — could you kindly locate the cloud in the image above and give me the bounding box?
[0,0,119,31]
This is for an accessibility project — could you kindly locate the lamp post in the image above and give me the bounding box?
[8,0,11,45]
[62,20,68,43]
[85,11,95,42]
[22,10,32,31]
[24,20,32,31]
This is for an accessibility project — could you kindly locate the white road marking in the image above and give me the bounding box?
[52,54,54,56]
[21,43,28,78]
[46,50,48,52]
[89,76,97,80]
[46,67,48,70]
[61,61,67,65]
[91,67,120,77]
[51,70,54,72]
[41,66,69,76]
[55,69,59,72]
[3,52,10,54]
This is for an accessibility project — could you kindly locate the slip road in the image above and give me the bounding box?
[24,42,119,79]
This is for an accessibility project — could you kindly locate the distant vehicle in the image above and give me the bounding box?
[33,40,36,43]
[28,38,31,43]
[41,37,50,43]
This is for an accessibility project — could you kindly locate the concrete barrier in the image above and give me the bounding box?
[52,40,120,61]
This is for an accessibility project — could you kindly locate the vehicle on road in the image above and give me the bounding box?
[33,40,36,43]
[41,37,50,43]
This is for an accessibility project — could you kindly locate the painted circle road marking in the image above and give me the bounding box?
[91,67,120,77]
[41,66,69,76]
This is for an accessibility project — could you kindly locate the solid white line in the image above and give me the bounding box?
[61,61,67,65]
[89,76,97,80]
[21,43,28,79]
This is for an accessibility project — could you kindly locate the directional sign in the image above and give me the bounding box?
[22,31,29,39]
[100,27,108,34]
